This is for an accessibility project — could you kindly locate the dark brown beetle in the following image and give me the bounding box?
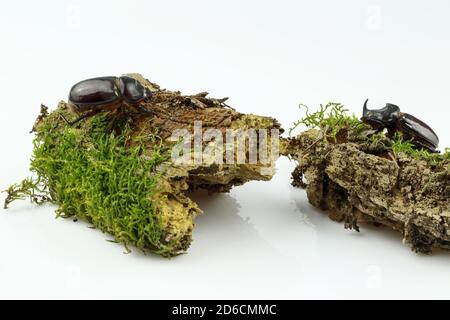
[62,76,153,126]
[361,99,440,152]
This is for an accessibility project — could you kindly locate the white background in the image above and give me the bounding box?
[1,0,450,299]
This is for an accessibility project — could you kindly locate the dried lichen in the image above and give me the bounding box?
[287,103,450,254]
[4,74,282,257]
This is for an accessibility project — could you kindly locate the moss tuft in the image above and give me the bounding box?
[3,176,50,209]
[391,132,450,165]
[289,102,369,140]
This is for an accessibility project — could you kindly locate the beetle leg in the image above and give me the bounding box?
[134,104,155,116]
[60,109,102,126]
[59,114,71,125]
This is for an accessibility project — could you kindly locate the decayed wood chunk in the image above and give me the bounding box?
[288,129,450,254]
[25,74,283,256]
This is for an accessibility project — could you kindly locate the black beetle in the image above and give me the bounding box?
[62,75,153,126]
[361,99,440,152]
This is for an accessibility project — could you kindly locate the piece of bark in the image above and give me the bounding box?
[22,73,283,257]
[288,129,450,254]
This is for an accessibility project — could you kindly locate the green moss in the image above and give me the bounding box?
[391,132,450,165]
[289,102,369,140]
[3,176,50,209]
[4,106,179,257]
[366,131,388,147]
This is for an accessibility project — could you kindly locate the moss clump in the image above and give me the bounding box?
[5,104,180,257]
[391,133,450,165]
[289,102,369,140]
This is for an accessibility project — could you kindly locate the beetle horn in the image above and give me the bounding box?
[363,99,369,117]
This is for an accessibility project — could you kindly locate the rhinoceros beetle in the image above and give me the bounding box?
[361,99,440,152]
[62,76,153,126]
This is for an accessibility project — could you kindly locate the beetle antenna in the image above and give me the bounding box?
[135,104,155,116]
[59,110,101,126]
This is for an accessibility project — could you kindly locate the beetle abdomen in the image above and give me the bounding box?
[69,77,121,107]
[398,113,439,151]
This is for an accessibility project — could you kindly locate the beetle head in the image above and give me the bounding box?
[361,99,401,129]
